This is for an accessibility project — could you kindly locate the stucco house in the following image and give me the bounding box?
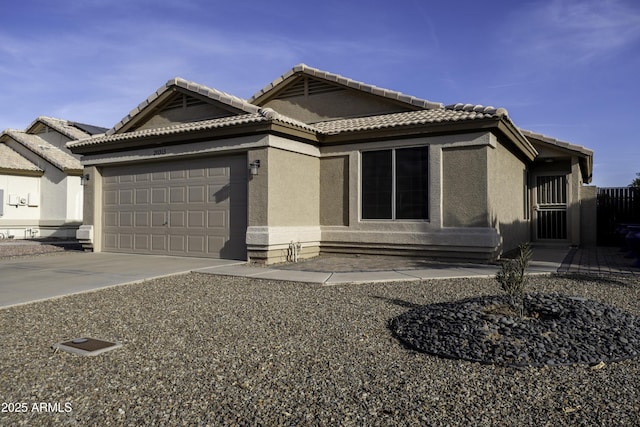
[67,65,593,263]
[0,117,107,239]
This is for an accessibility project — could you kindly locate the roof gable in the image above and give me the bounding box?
[249,64,443,124]
[1,130,83,174]
[0,143,43,176]
[522,129,593,183]
[26,117,104,140]
[108,77,261,136]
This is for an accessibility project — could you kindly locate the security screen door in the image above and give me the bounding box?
[535,175,568,240]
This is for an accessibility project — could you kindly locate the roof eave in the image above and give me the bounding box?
[0,167,44,177]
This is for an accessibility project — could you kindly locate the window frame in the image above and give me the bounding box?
[360,145,429,221]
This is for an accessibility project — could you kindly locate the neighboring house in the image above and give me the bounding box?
[0,117,107,239]
[68,64,594,263]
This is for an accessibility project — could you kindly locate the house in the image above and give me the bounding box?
[67,65,594,263]
[0,117,107,239]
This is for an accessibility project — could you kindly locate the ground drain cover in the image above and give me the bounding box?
[52,337,122,356]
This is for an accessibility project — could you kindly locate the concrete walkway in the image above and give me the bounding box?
[1,245,637,309]
[195,245,580,284]
[0,252,242,308]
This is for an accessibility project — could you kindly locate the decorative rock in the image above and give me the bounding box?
[389,292,640,367]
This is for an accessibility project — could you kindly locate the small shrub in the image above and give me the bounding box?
[495,243,532,317]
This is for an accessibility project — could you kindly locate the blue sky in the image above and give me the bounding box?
[1,0,639,186]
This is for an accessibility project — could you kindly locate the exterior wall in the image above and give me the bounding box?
[247,145,321,264]
[317,132,502,261]
[442,145,489,227]
[262,89,410,124]
[0,174,41,238]
[580,185,597,246]
[137,103,234,130]
[487,137,530,254]
[267,147,319,226]
[0,173,81,239]
[320,156,349,226]
[35,130,78,156]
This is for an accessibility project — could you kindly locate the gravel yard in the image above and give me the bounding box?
[1,271,639,426]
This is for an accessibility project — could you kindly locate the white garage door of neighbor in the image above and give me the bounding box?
[102,155,247,259]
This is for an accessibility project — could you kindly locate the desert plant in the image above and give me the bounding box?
[495,243,532,317]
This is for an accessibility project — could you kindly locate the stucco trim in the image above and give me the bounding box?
[80,135,270,166]
[246,226,322,248]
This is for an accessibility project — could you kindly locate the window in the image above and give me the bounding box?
[361,146,429,220]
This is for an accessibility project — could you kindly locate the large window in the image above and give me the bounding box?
[361,146,429,220]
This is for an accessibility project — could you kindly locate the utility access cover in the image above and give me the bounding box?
[52,337,122,356]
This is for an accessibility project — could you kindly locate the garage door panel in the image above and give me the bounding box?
[187,235,206,253]
[135,235,149,250]
[188,186,206,203]
[120,189,134,204]
[104,233,117,250]
[120,234,133,249]
[170,211,185,227]
[104,212,118,227]
[169,235,185,252]
[188,211,206,228]
[170,187,186,203]
[151,188,167,204]
[151,235,166,251]
[170,170,186,180]
[119,212,133,227]
[104,190,118,206]
[150,211,166,227]
[103,155,247,259]
[135,188,150,204]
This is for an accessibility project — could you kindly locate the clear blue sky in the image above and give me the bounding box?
[1,0,638,187]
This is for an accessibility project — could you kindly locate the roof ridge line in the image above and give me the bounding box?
[106,77,261,136]
[249,64,444,110]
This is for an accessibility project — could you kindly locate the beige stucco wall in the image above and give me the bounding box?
[262,89,410,124]
[247,147,268,227]
[320,156,349,226]
[442,145,489,227]
[267,147,320,226]
[487,138,530,253]
[317,133,504,261]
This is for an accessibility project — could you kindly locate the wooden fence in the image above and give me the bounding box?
[597,187,640,245]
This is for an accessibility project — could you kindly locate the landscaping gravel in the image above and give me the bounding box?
[391,292,640,367]
[1,272,640,425]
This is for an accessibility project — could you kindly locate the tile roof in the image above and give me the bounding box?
[68,108,318,148]
[0,144,42,173]
[521,129,593,157]
[27,116,94,140]
[249,64,444,110]
[106,77,262,136]
[3,130,83,173]
[313,107,506,135]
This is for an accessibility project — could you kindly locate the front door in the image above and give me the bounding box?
[534,175,568,241]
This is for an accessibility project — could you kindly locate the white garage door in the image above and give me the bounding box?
[102,155,247,259]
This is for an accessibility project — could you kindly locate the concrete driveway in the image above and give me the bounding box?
[0,252,243,308]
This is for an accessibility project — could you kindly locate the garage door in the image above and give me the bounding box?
[102,155,247,259]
